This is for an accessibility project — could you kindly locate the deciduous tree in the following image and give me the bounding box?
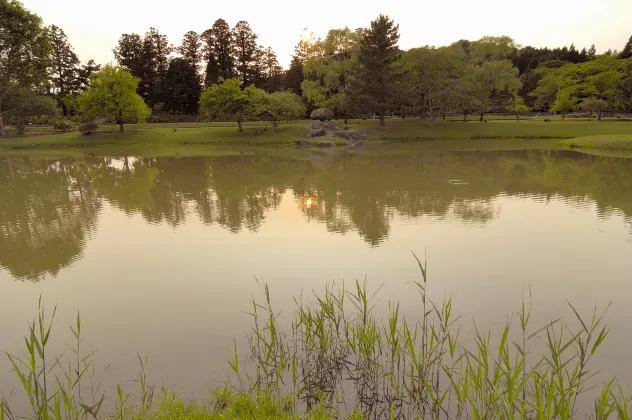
[78,65,151,132]
[4,89,56,134]
[251,90,306,132]
[0,0,51,136]
[199,77,257,131]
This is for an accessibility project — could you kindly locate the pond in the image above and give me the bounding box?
[1,147,632,406]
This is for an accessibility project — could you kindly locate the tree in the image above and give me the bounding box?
[3,89,56,134]
[163,58,201,114]
[199,77,258,132]
[284,55,304,95]
[348,15,400,126]
[619,36,632,60]
[47,24,80,115]
[260,46,283,92]
[510,97,530,121]
[616,59,632,111]
[0,0,51,136]
[401,45,463,123]
[551,91,576,119]
[113,28,172,108]
[251,90,306,132]
[579,96,608,120]
[78,65,151,132]
[231,21,258,86]
[179,31,202,72]
[76,59,101,92]
[202,19,234,87]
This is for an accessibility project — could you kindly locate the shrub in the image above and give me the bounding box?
[53,120,75,132]
[616,114,622,119]
[78,122,98,135]
[544,118,551,122]
[310,108,334,121]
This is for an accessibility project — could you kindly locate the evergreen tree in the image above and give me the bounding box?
[76,59,101,92]
[619,36,632,59]
[164,57,201,114]
[113,28,172,108]
[284,55,304,94]
[202,19,233,87]
[260,46,283,92]
[47,25,79,115]
[348,14,400,126]
[179,31,202,72]
[231,21,258,86]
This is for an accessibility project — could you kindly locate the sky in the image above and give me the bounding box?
[24,0,632,69]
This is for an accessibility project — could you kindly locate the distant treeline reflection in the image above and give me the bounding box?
[1,150,631,281]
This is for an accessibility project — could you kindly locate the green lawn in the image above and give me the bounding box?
[2,118,632,157]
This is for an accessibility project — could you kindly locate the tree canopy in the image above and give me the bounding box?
[78,65,150,131]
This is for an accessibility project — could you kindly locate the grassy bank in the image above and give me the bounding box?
[2,118,632,157]
[2,259,631,419]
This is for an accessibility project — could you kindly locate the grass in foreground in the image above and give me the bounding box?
[558,135,632,151]
[2,257,632,419]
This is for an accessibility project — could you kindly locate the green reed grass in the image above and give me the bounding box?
[2,257,632,419]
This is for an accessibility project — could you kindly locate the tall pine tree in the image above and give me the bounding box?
[348,15,400,126]
[231,21,258,86]
[202,19,233,87]
[48,25,79,115]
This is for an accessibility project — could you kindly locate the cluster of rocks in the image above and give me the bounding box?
[304,121,368,148]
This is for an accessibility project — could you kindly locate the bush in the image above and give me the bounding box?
[53,120,75,132]
[78,122,98,135]
[544,118,551,122]
[310,108,334,121]
[616,114,622,119]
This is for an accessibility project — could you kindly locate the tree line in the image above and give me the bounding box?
[2,0,632,136]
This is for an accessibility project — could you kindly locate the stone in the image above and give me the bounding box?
[316,141,336,148]
[307,128,327,138]
[333,131,367,141]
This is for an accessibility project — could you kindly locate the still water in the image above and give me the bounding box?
[1,147,632,402]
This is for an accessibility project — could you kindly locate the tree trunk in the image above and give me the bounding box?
[237,120,243,132]
[442,110,447,120]
[597,110,602,121]
[344,116,348,125]
[463,113,467,122]
[379,110,385,126]
[273,121,278,133]
[479,112,484,122]
[0,98,6,137]
[118,122,125,132]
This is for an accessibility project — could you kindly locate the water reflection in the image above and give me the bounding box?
[1,149,632,281]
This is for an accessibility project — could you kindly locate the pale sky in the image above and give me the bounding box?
[24,0,632,69]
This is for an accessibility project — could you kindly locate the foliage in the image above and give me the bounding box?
[163,58,201,115]
[348,15,400,126]
[0,0,51,136]
[551,91,577,119]
[231,21,259,86]
[251,91,306,132]
[6,258,632,420]
[77,122,98,135]
[580,96,608,120]
[199,77,258,131]
[309,108,334,121]
[78,65,151,132]
[3,89,56,134]
[113,28,172,108]
[53,119,74,132]
[47,24,80,115]
[510,97,530,120]
[201,19,234,87]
